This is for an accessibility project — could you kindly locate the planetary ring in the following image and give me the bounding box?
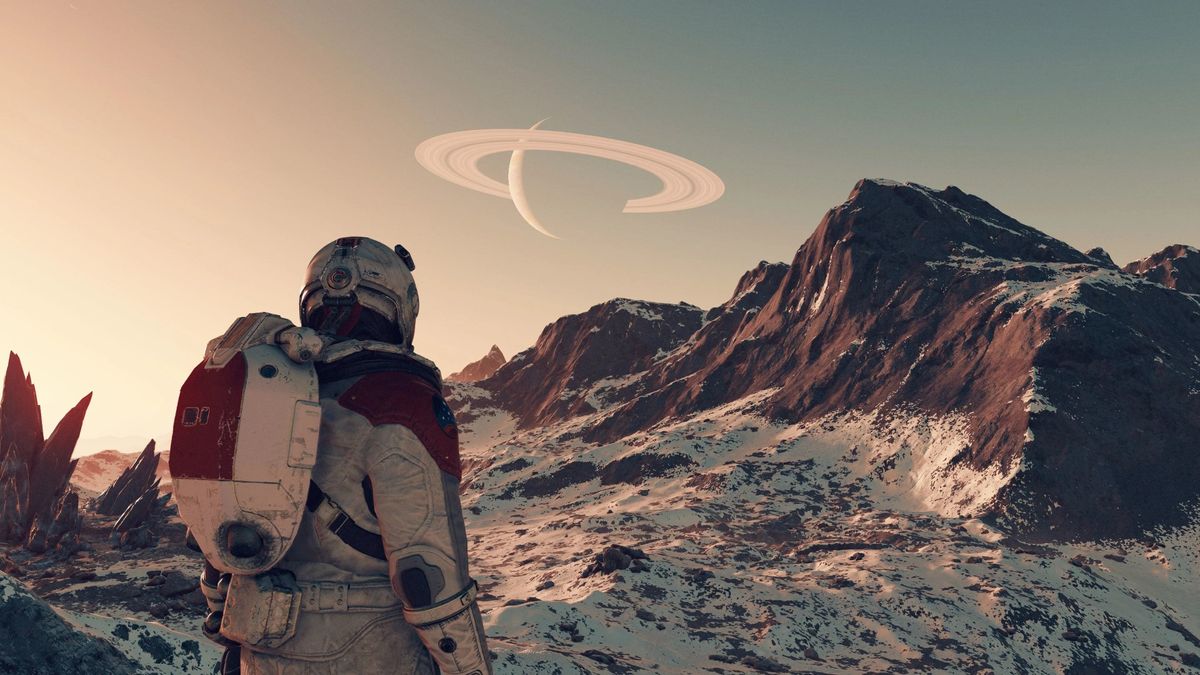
[415,128,725,214]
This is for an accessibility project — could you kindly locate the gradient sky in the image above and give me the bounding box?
[1,2,1197,452]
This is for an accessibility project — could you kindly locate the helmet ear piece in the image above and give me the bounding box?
[394,244,416,272]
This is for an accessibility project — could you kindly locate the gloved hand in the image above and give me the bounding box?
[274,326,330,363]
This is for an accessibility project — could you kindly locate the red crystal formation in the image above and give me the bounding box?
[0,352,90,552]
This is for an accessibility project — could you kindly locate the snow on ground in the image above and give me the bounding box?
[64,609,220,674]
[613,299,666,322]
[2,568,218,674]
[458,393,1200,674]
[1022,367,1058,415]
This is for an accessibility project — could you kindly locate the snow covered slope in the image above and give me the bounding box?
[475,180,1200,541]
[453,389,1200,674]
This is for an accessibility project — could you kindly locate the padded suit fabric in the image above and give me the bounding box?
[338,371,462,479]
[229,355,488,673]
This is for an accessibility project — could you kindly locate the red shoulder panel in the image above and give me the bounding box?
[170,354,246,480]
[337,372,461,479]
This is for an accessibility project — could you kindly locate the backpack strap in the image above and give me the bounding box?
[305,481,387,561]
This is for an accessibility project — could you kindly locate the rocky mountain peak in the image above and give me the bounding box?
[823,179,1092,266]
[463,180,1200,540]
[484,298,705,428]
[723,261,790,313]
[1123,243,1200,293]
[1084,247,1118,268]
[447,345,508,383]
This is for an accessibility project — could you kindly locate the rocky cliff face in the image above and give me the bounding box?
[469,180,1200,541]
[1123,243,1200,293]
[482,299,706,429]
[91,440,167,548]
[448,345,508,383]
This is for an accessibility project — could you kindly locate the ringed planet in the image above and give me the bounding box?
[415,123,725,239]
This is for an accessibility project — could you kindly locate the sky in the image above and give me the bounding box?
[0,2,1197,452]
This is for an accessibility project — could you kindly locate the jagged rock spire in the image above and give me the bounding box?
[447,345,508,383]
[27,393,89,526]
[0,352,43,467]
[92,440,159,516]
[0,354,89,547]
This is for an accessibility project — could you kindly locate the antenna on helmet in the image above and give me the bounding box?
[393,244,415,271]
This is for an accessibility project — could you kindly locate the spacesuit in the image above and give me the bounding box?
[196,237,491,675]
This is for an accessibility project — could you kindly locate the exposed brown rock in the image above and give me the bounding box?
[580,544,648,577]
[447,345,507,383]
[118,524,155,549]
[26,490,84,555]
[1084,247,1118,268]
[1122,244,1200,293]
[0,353,43,471]
[73,448,173,495]
[486,299,705,428]
[0,456,30,543]
[467,180,1200,541]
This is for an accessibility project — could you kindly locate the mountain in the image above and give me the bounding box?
[1123,244,1200,293]
[73,448,172,496]
[474,179,1200,541]
[484,299,706,429]
[441,179,1200,673]
[448,345,508,383]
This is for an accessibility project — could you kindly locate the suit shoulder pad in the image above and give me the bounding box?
[337,372,460,479]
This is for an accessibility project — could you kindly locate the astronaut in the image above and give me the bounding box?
[196,237,491,675]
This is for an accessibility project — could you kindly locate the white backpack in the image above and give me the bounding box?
[169,314,321,575]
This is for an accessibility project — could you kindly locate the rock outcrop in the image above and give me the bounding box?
[73,448,173,495]
[0,353,90,549]
[484,299,706,429]
[468,180,1200,540]
[1122,243,1200,293]
[448,345,508,383]
[92,440,160,517]
[26,492,84,555]
[0,571,139,674]
[91,440,167,546]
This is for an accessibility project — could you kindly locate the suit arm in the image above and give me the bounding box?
[366,424,491,675]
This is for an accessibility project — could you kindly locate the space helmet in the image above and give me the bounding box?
[299,237,419,346]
